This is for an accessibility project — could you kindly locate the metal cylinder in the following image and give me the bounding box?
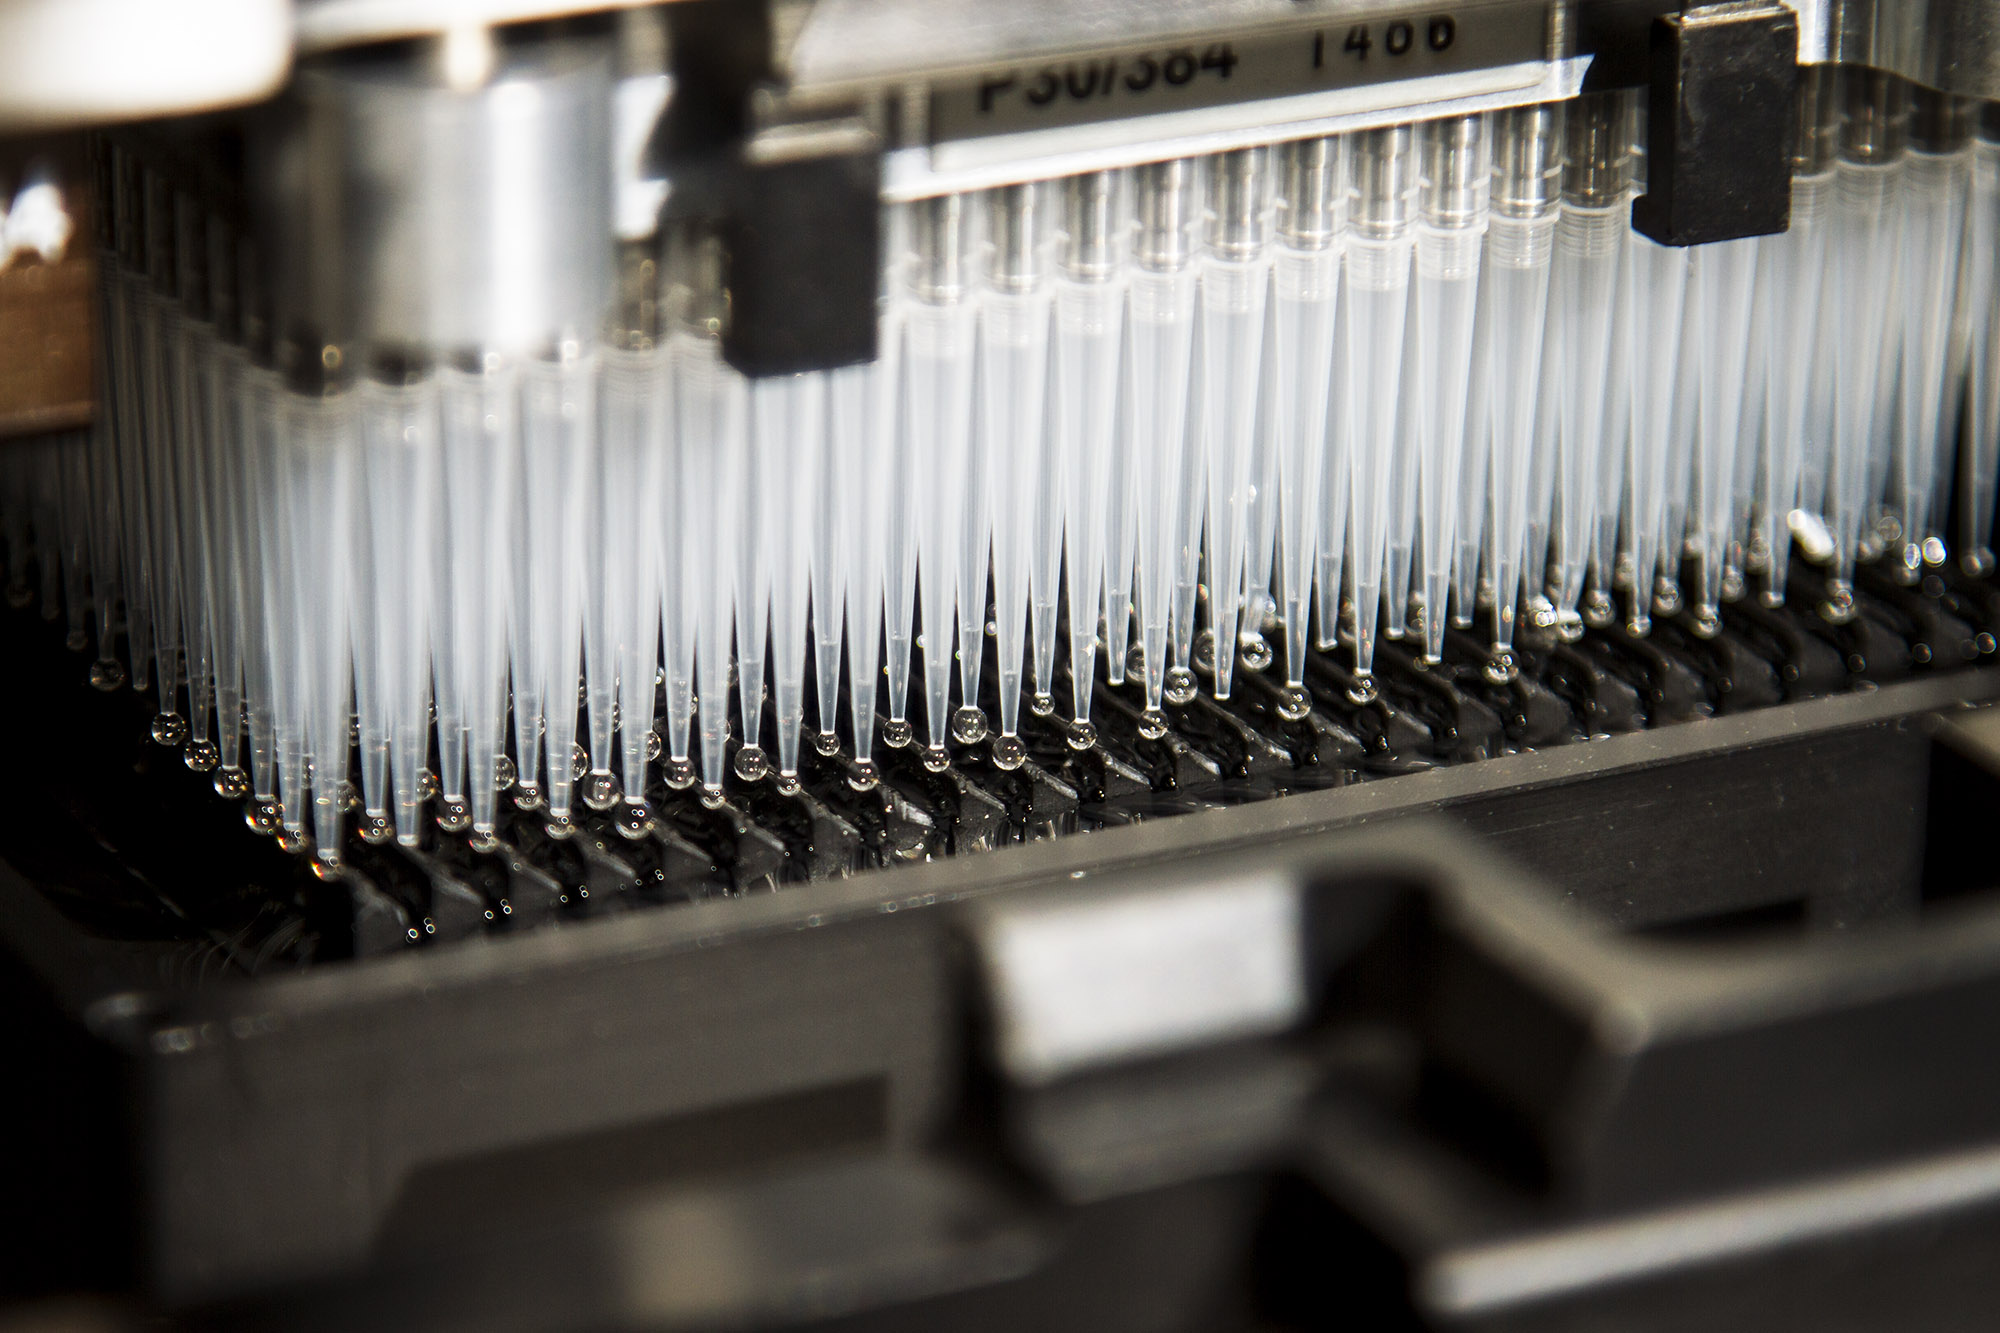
[1059,170,1120,281]
[1277,136,1342,250]
[1420,115,1491,228]
[1562,92,1635,208]
[1203,146,1268,260]
[1491,104,1564,219]
[985,182,1042,293]
[1349,124,1417,239]
[909,192,968,303]
[1839,67,1911,164]
[272,37,614,360]
[1132,158,1199,272]
[1794,65,1842,174]
[1910,83,1975,152]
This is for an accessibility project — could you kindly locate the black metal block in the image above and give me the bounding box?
[1631,3,1799,247]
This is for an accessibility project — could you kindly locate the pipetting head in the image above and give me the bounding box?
[983,181,1045,293]
[1496,104,1568,218]
[1058,169,1125,281]
[1202,145,1270,260]
[1909,85,1975,154]
[1794,66,1841,175]
[1348,124,1417,239]
[1419,115,1492,229]
[1562,91,1637,207]
[1132,158,1201,271]
[907,192,970,303]
[1839,68,1910,164]
[1277,136,1345,250]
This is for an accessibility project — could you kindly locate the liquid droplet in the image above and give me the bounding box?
[336,781,363,814]
[1721,566,1748,602]
[615,802,656,840]
[1276,685,1312,722]
[1628,609,1655,637]
[1484,647,1518,686]
[245,801,281,835]
[6,583,33,610]
[468,830,500,853]
[699,784,726,808]
[950,706,989,745]
[582,771,621,810]
[1126,642,1148,677]
[1689,606,1723,640]
[663,757,697,790]
[310,853,344,881]
[544,813,577,841]
[570,744,589,781]
[774,772,801,796]
[921,745,951,773]
[1164,667,1198,706]
[494,754,518,790]
[644,729,664,762]
[213,767,250,800]
[1238,634,1274,673]
[1065,719,1097,751]
[734,745,770,782]
[150,713,188,746]
[1192,629,1219,674]
[358,812,394,845]
[848,760,880,792]
[65,629,88,652]
[183,740,219,772]
[1029,693,1056,718]
[1653,578,1684,616]
[1821,581,1857,625]
[89,658,126,691]
[1582,589,1615,629]
[275,827,310,855]
[991,734,1027,770]
[1345,672,1379,706]
[814,730,841,757]
[514,782,546,813]
[437,799,472,833]
[881,718,914,749]
[1963,547,1996,578]
[416,768,441,802]
[1137,710,1169,740]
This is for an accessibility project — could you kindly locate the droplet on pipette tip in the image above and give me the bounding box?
[814,730,842,757]
[950,706,989,745]
[183,740,219,772]
[1164,667,1198,706]
[881,717,915,749]
[1239,634,1274,673]
[335,781,362,814]
[1192,629,1218,674]
[358,812,394,845]
[467,829,500,854]
[310,852,344,881]
[1030,693,1056,719]
[570,744,589,781]
[213,767,250,800]
[848,760,880,792]
[494,754,518,790]
[1922,536,1948,568]
[437,799,472,833]
[992,734,1027,770]
[1629,608,1655,636]
[65,629,87,652]
[1065,719,1097,751]
[615,801,656,840]
[1276,685,1312,722]
[663,757,697,789]
[1964,547,1996,578]
[5,582,32,610]
[774,771,801,796]
[1653,577,1683,616]
[1137,710,1169,740]
[1721,567,1747,602]
[1553,610,1585,644]
[514,782,546,812]
[1690,606,1723,639]
[582,771,621,810]
[1484,647,1518,686]
[416,768,440,802]
[734,745,770,783]
[544,812,577,840]
[1582,589,1615,629]
[921,745,951,773]
[644,729,664,761]
[245,800,280,835]
[1126,642,1148,678]
[1820,581,1857,625]
[1345,673,1379,706]
[150,713,188,746]
[275,827,310,855]
[699,783,726,808]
